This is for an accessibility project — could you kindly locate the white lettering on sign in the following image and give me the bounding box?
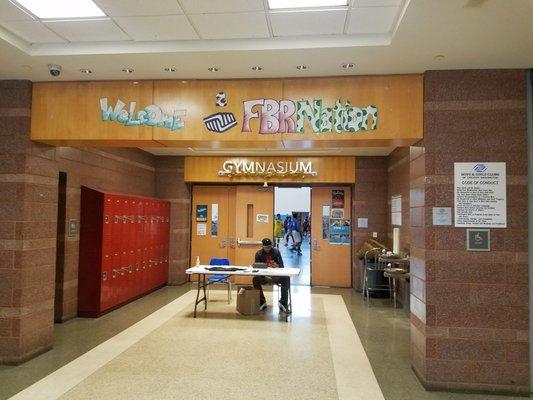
[219,160,317,178]
[454,163,506,228]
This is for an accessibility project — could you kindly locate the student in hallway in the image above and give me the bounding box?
[273,213,283,247]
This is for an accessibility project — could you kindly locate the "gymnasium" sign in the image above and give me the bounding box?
[218,159,318,178]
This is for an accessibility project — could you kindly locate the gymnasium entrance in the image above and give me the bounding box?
[189,184,352,288]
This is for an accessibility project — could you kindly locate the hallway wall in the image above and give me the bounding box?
[55,147,157,321]
[410,69,529,394]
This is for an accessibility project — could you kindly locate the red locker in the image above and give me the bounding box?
[78,187,171,317]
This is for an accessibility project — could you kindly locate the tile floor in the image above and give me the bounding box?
[0,285,529,400]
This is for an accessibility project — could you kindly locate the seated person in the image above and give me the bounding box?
[252,238,290,313]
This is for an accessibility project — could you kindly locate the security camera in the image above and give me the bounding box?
[47,64,62,77]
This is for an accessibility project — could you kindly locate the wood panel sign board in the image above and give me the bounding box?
[30,75,423,148]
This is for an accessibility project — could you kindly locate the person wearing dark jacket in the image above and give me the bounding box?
[252,238,290,313]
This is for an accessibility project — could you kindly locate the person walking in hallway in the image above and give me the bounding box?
[252,238,290,313]
[274,213,283,248]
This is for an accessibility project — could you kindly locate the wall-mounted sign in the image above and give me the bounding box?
[432,207,452,226]
[211,204,218,237]
[466,229,490,251]
[99,98,186,131]
[332,189,345,208]
[68,219,78,237]
[196,205,207,222]
[242,98,377,134]
[218,159,317,179]
[256,214,269,223]
[391,194,402,226]
[357,218,368,228]
[454,162,506,228]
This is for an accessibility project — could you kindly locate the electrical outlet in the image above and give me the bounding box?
[372,232,378,238]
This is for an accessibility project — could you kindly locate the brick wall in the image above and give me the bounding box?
[411,70,529,394]
[55,147,157,321]
[352,157,388,290]
[155,157,191,285]
[0,81,57,364]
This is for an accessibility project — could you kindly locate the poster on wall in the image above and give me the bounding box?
[196,205,207,222]
[332,190,345,208]
[322,205,330,239]
[330,219,351,245]
[211,204,218,237]
[391,195,402,226]
[330,209,344,219]
[197,223,206,236]
[454,163,507,228]
[256,214,269,223]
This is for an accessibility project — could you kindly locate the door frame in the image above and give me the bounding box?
[189,182,353,287]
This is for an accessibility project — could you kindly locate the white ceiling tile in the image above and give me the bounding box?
[1,20,66,43]
[270,9,347,36]
[179,0,264,14]
[93,0,183,17]
[44,19,130,42]
[0,0,34,21]
[346,6,398,34]
[190,12,269,39]
[354,0,403,6]
[114,15,198,41]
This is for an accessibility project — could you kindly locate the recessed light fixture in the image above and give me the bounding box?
[163,67,176,72]
[296,65,308,70]
[80,68,92,74]
[251,66,263,71]
[434,55,445,60]
[208,67,219,72]
[341,62,355,69]
[122,68,134,74]
[268,0,347,9]
[132,81,139,85]
[13,0,105,19]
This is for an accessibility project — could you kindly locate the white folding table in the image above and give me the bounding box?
[186,266,301,322]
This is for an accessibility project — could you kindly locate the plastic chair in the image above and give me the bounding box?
[207,258,232,304]
[362,248,392,303]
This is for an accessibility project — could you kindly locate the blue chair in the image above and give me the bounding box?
[207,258,232,304]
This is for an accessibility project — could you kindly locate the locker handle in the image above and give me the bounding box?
[104,216,109,224]
[102,271,107,280]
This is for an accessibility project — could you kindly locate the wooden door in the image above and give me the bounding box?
[234,186,274,284]
[311,187,352,287]
[190,186,231,268]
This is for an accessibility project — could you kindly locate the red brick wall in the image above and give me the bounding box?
[352,157,388,290]
[411,70,529,394]
[55,147,157,321]
[0,81,57,364]
[155,157,191,285]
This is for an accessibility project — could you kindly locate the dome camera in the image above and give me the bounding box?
[48,64,62,77]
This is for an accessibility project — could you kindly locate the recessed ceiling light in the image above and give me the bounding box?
[251,66,263,71]
[208,67,219,72]
[434,55,445,60]
[13,0,105,19]
[296,65,308,70]
[341,62,355,69]
[80,68,92,74]
[163,67,176,72]
[268,0,347,9]
[122,68,134,74]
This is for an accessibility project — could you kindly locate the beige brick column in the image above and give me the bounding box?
[0,80,58,364]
